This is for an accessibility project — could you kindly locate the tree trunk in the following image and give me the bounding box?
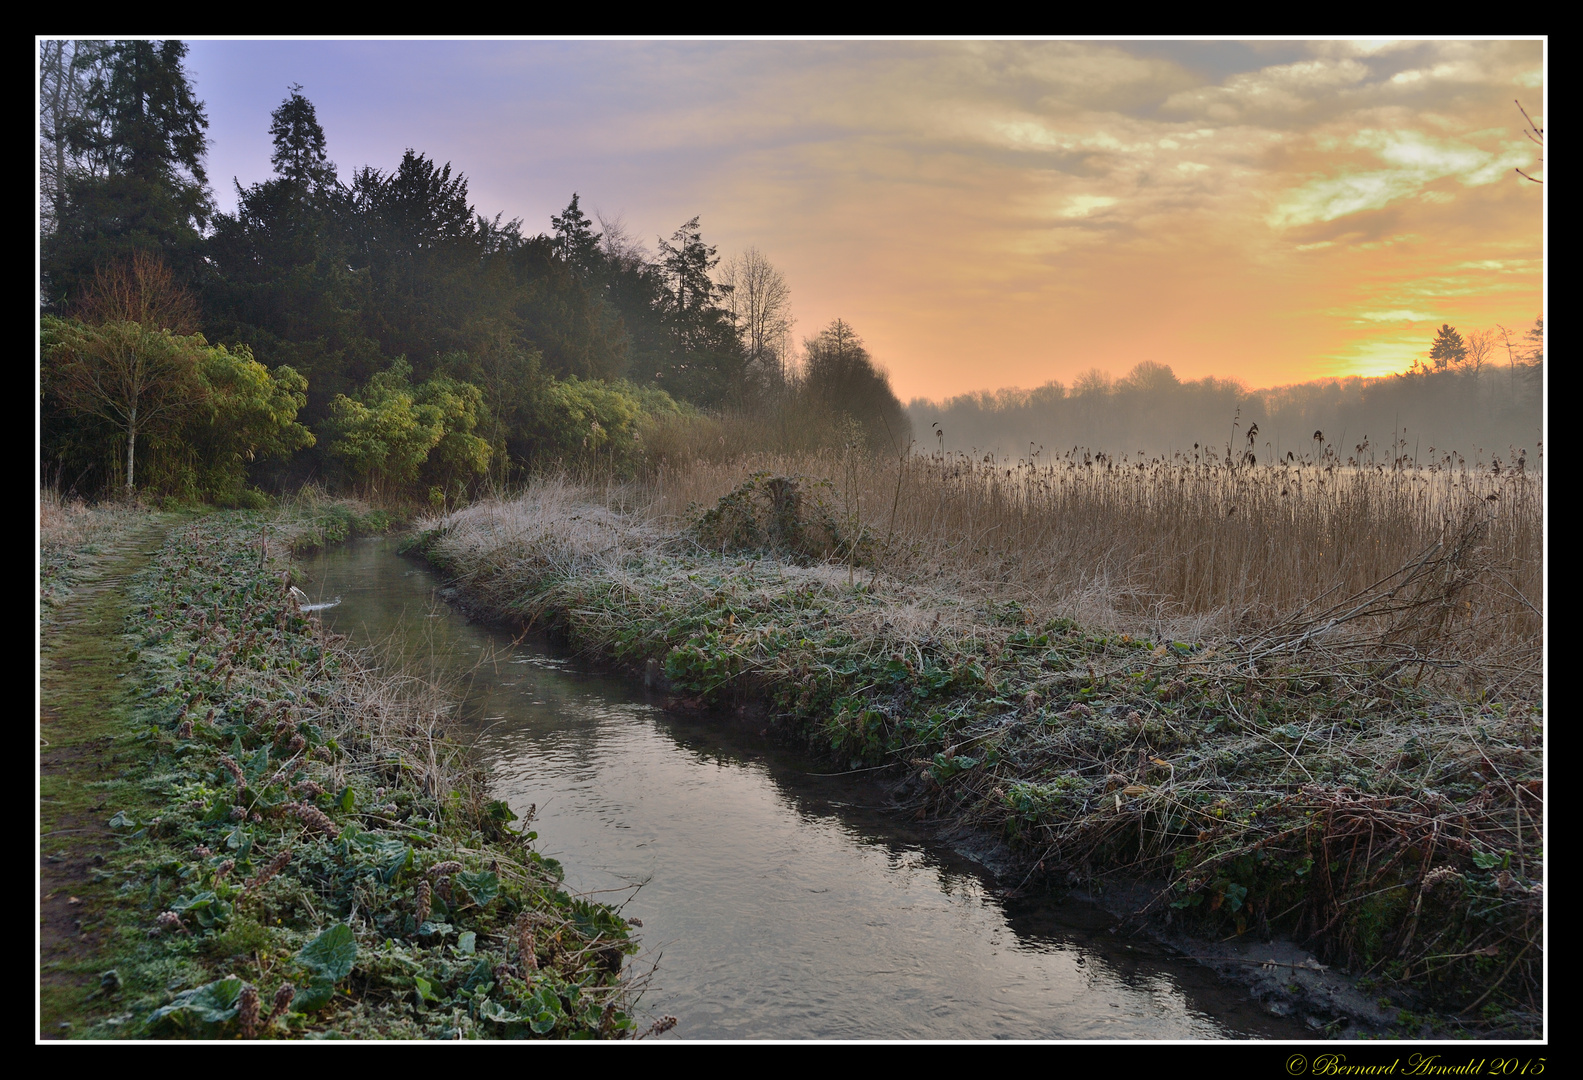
[126,415,137,497]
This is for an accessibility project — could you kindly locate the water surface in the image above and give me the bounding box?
[303,536,1306,1040]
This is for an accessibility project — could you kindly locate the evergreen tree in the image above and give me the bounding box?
[269,83,338,191]
[207,87,376,424]
[800,319,911,452]
[1429,324,1467,371]
[44,40,212,308]
[354,151,478,257]
[657,216,723,349]
[74,40,209,195]
[550,193,601,277]
[652,217,742,402]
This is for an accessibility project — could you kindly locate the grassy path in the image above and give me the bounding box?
[39,505,641,1041]
[38,515,174,1038]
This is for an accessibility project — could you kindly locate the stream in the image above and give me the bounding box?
[302,535,1309,1040]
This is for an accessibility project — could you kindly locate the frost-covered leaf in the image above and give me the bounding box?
[296,922,357,981]
[144,977,244,1034]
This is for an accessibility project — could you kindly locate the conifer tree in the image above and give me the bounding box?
[1429,324,1467,371]
[44,40,212,307]
[551,193,601,277]
[269,83,338,191]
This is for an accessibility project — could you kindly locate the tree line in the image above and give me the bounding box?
[39,41,911,504]
[911,322,1543,468]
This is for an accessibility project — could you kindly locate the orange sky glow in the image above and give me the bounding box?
[184,38,1546,400]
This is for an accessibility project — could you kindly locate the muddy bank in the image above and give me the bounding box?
[409,484,1543,1038]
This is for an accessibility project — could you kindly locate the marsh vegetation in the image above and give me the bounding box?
[414,444,1542,1035]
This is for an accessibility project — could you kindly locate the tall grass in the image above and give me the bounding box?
[640,444,1542,688]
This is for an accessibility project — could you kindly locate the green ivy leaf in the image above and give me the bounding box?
[478,998,521,1024]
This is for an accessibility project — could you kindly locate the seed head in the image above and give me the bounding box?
[266,984,295,1027]
[289,801,337,836]
[514,916,539,970]
[415,879,432,930]
[246,848,293,891]
[236,983,260,1039]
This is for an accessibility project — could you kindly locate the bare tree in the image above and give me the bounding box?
[38,40,107,238]
[47,251,206,495]
[1463,328,1495,379]
[718,246,794,383]
[595,211,649,273]
[73,250,199,333]
[1496,323,1522,397]
[1514,100,1543,184]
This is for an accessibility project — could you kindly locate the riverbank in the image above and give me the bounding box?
[413,479,1543,1038]
[38,496,642,1039]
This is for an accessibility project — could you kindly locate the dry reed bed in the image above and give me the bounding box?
[419,470,1542,1033]
[87,507,639,1039]
[648,449,1542,687]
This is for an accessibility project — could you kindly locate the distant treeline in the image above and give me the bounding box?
[911,339,1544,467]
[38,42,910,503]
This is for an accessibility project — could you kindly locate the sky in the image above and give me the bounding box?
[173,37,1545,402]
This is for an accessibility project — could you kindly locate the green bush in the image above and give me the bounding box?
[326,358,491,498]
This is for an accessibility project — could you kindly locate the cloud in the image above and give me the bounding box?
[1062,195,1119,218]
[1163,58,1372,121]
[1269,130,1531,228]
[1356,309,1438,322]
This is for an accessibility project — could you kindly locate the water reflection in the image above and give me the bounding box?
[302,536,1304,1040]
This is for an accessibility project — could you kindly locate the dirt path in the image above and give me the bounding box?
[38,516,173,1039]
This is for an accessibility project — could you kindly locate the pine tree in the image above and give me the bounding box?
[1429,324,1467,371]
[44,40,212,307]
[656,217,723,352]
[269,84,337,190]
[550,193,601,276]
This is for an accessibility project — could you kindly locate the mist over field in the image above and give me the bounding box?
[910,347,1543,466]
